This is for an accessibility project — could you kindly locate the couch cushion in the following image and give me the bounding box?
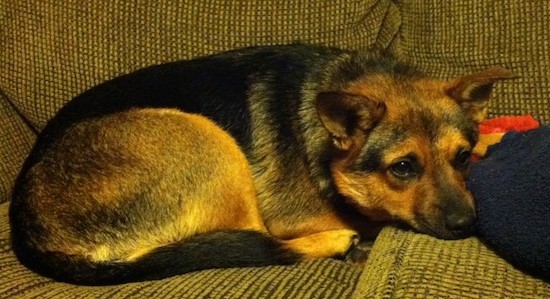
[0,0,400,132]
[353,227,550,298]
[394,0,550,124]
[0,202,363,298]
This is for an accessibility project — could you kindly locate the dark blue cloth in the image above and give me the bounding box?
[468,126,550,280]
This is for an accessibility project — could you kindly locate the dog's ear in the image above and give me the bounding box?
[445,67,516,123]
[316,92,386,151]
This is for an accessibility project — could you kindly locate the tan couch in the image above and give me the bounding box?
[1,0,548,297]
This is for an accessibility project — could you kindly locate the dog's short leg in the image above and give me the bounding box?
[281,229,359,259]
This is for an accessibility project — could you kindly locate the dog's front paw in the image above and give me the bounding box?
[283,229,359,259]
[330,229,360,258]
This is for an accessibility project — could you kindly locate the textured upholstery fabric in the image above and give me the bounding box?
[354,227,550,298]
[0,0,399,131]
[394,0,550,123]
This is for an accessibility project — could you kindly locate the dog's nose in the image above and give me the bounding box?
[445,211,475,235]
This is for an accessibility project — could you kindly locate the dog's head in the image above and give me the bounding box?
[316,62,514,239]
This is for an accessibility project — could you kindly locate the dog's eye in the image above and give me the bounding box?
[389,159,417,180]
[455,149,472,168]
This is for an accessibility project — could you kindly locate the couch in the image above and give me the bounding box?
[1,0,548,298]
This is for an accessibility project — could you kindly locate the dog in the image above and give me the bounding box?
[9,44,513,285]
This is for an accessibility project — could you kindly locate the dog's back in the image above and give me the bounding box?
[20,44,346,168]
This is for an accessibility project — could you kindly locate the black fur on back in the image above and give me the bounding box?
[17,44,346,174]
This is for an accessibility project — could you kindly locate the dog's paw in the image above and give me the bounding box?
[330,229,360,258]
[344,240,374,264]
[282,229,359,259]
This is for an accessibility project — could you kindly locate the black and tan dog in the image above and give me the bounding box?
[9,44,513,285]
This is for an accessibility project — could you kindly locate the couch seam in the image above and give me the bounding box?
[377,0,402,55]
[381,229,409,299]
[0,88,39,135]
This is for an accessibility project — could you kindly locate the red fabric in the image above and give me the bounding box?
[479,115,540,134]
[472,115,540,161]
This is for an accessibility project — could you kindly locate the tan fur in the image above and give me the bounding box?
[281,229,358,258]
[27,109,266,261]
[317,68,514,240]
[26,108,356,263]
[474,133,505,157]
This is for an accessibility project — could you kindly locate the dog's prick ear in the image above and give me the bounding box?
[316,92,386,151]
[445,67,516,123]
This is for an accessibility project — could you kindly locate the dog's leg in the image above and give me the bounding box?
[281,229,359,259]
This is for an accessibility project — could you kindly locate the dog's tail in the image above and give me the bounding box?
[14,230,302,286]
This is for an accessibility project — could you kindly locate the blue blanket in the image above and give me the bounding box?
[468,126,550,280]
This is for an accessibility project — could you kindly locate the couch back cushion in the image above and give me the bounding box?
[394,0,549,124]
[0,0,399,203]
